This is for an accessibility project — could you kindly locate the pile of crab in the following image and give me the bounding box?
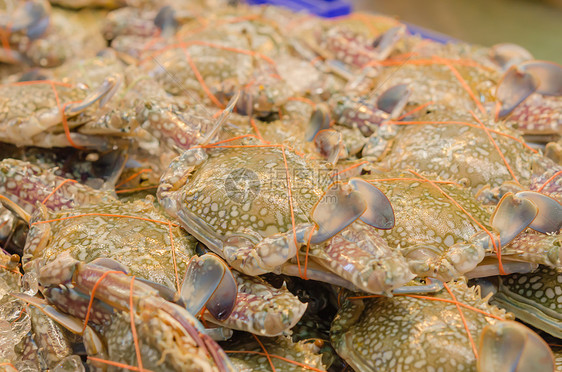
[0,0,561,371]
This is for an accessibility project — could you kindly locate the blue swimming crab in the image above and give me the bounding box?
[0,74,121,148]
[158,141,415,294]
[331,279,556,371]
[16,253,236,372]
[0,250,83,371]
[0,158,307,337]
[364,170,561,280]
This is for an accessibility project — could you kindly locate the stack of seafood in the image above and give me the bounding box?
[0,0,561,371]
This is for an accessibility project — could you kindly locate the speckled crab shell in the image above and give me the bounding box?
[331,279,510,372]
[22,196,199,289]
[158,144,332,249]
[378,109,545,192]
[225,335,326,372]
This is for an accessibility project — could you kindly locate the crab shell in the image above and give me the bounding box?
[366,172,561,281]
[158,145,413,294]
[379,109,546,191]
[331,279,555,372]
[225,335,326,372]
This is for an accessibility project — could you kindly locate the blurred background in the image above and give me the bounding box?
[354,0,562,63]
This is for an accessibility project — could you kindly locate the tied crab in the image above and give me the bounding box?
[15,253,237,372]
[158,140,415,294]
[0,74,121,148]
[363,170,561,281]
[0,158,308,337]
[331,279,556,372]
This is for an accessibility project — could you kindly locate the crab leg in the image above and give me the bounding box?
[309,222,414,294]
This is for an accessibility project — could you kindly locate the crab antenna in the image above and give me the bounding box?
[180,253,237,321]
[200,91,240,146]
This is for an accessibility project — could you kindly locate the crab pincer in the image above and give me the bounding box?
[15,253,238,371]
[496,60,562,118]
[158,144,412,295]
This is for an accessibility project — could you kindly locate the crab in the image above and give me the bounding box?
[15,254,236,372]
[363,170,561,281]
[0,158,307,337]
[223,334,326,372]
[158,141,416,294]
[495,60,562,145]
[331,279,556,371]
[0,1,106,67]
[0,251,82,371]
[375,108,552,191]
[0,73,121,148]
[486,265,562,339]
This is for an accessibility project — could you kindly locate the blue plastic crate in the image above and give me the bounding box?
[246,0,352,18]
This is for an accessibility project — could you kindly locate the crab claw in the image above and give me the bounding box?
[154,5,178,37]
[489,43,533,70]
[478,320,555,372]
[372,25,406,60]
[348,178,394,229]
[516,191,562,233]
[12,293,85,334]
[9,1,51,39]
[490,192,538,246]
[518,60,562,96]
[497,60,562,118]
[314,129,343,165]
[311,182,366,244]
[305,105,331,142]
[376,83,411,119]
[496,66,537,118]
[181,253,237,321]
[66,74,122,115]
